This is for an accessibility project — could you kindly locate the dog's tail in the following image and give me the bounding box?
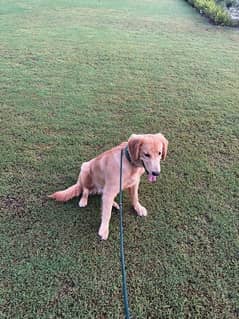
[48,183,82,202]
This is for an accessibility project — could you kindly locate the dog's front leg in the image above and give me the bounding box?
[128,181,147,217]
[98,190,116,240]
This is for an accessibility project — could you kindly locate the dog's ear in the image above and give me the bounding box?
[128,134,143,162]
[157,133,168,160]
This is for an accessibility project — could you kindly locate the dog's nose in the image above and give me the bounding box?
[152,171,160,177]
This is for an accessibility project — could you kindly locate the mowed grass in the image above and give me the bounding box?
[0,0,239,318]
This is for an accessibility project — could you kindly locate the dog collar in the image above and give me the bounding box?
[124,146,132,164]
[124,146,148,173]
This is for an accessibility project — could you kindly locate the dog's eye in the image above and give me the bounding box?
[158,152,161,156]
[144,153,150,158]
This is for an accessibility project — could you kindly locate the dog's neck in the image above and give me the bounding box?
[124,146,143,168]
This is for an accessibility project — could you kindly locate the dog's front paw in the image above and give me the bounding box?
[134,203,147,217]
[98,226,109,240]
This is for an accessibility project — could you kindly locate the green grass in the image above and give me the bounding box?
[0,0,239,318]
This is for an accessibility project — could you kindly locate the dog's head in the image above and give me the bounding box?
[128,133,168,182]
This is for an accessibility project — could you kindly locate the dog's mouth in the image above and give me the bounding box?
[147,174,157,183]
[141,161,158,183]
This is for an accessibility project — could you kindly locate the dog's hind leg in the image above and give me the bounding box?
[78,188,89,207]
[77,162,91,208]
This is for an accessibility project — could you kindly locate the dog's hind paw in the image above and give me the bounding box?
[78,198,88,208]
[112,201,120,210]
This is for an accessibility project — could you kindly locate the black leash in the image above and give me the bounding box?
[119,149,131,319]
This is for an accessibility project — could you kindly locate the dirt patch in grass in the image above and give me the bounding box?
[0,195,26,217]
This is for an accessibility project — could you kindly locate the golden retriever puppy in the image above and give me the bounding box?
[49,133,168,240]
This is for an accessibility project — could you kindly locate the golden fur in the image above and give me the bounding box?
[49,133,168,240]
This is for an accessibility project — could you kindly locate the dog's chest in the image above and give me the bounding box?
[123,170,142,189]
[124,179,137,189]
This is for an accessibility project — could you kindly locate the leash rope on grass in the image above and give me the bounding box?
[119,149,131,319]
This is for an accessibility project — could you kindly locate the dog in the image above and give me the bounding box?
[49,133,168,240]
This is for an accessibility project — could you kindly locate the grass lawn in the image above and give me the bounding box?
[0,0,239,318]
